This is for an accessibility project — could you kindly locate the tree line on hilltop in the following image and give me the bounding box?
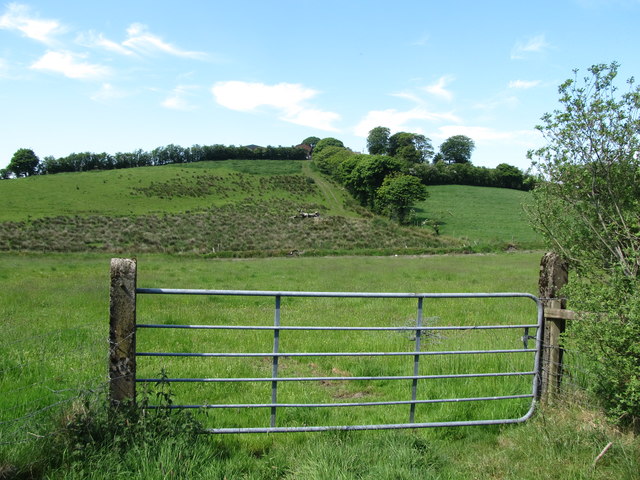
[1,143,308,178]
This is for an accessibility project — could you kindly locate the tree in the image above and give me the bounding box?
[388,132,434,163]
[366,126,390,155]
[494,163,524,190]
[313,137,344,156]
[301,136,321,148]
[345,155,404,207]
[527,62,640,426]
[375,174,428,224]
[8,148,40,177]
[439,135,475,164]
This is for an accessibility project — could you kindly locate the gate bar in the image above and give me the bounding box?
[137,324,539,331]
[148,393,534,410]
[137,371,535,383]
[271,295,280,427]
[137,349,536,358]
[137,288,540,301]
[409,297,423,422]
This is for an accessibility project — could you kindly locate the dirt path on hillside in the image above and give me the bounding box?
[302,162,349,215]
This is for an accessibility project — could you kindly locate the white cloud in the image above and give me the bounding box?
[423,75,455,101]
[162,85,198,111]
[511,34,550,59]
[508,79,541,89]
[78,23,207,59]
[31,50,110,79]
[391,91,429,105]
[433,125,539,145]
[212,81,340,131]
[0,58,7,77]
[354,107,461,137]
[0,3,64,44]
[473,95,519,112]
[90,83,129,102]
[77,32,136,56]
[123,23,207,59]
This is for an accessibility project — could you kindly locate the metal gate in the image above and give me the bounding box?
[135,289,543,433]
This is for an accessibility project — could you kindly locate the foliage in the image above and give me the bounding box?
[21,143,309,176]
[312,145,354,178]
[366,126,391,155]
[414,161,533,191]
[301,136,321,147]
[374,173,428,224]
[344,154,404,207]
[438,135,475,164]
[388,132,434,163]
[313,137,345,155]
[8,148,40,177]
[527,61,640,427]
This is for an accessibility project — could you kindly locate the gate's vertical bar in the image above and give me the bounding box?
[270,295,281,427]
[409,297,424,423]
[109,258,137,408]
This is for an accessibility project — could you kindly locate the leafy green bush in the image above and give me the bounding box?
[527,62,640,428]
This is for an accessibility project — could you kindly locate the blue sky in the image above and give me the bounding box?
[1,0,639,171]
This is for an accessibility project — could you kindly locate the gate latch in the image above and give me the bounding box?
[521,327,536,349]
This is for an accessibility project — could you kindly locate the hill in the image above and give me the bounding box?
[0,161,542,255]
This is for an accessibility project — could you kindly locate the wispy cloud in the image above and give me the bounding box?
[31,50,109,79]
[211,81,340,131]
[508,79,541,89]
[0,3,64,44]
[354,107,461,137]
[0,58,8,77]
[123,23,207,59]
[90,83,130,102]
[410,33,430,47]
[433,125,538,144]
[162,85,199,111]
[77,31,136,56]
[511,34,550,59]
[423,75,455,101]
[78,23,207,59]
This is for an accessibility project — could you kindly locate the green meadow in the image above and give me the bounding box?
[1,252,638,479]
[0,160,541,255]
[0,163,635,478]
[415,185,541,247]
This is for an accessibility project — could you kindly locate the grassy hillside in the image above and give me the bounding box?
[0,161,542,255]
[0,160,349,221]
[415,185,541,248]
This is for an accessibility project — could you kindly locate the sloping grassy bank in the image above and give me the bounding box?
[0,160,543,256]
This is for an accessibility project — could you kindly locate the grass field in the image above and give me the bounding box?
[1,252,637,479]
[0,161,544,255]
[414,185,542,248]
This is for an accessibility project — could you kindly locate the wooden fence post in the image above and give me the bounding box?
[538,252,569,402]
[109,258,137,407]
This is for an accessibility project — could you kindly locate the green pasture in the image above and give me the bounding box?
[0,160,353,222]
[0,161,543,256]
[415,185,542,248]
[2,252,638,479]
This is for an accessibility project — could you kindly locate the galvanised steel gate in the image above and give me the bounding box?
[135,289,544,434]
